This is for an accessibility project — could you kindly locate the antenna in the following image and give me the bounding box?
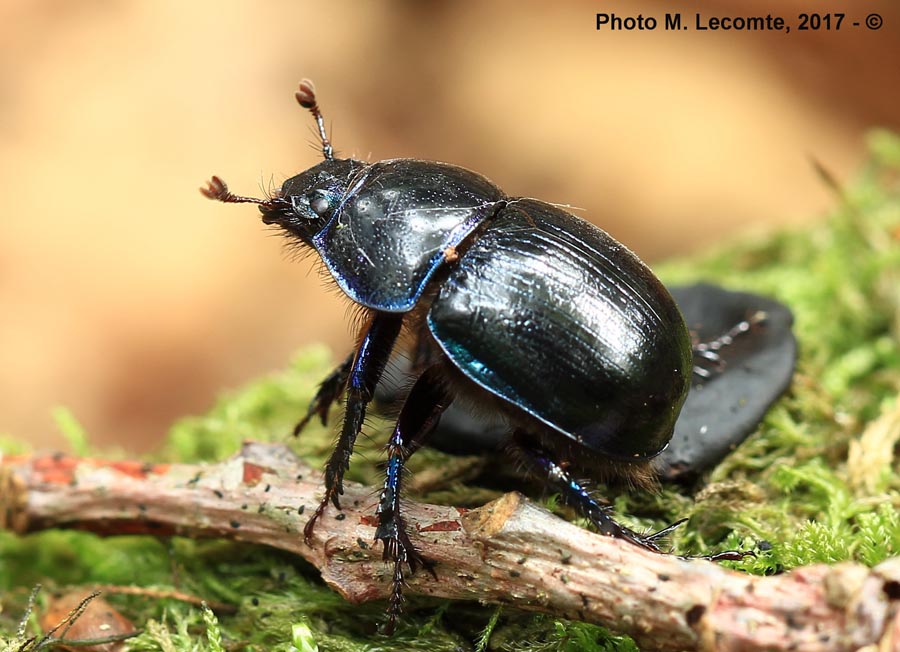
[200,176,272,207]
[295,79,334,160]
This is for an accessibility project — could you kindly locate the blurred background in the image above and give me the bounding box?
[1,0,898,453]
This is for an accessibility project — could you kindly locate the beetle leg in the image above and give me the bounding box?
[374,365,449,633]
[292,352,354,436]
[514,439,756,560]
[509,430,667,554]
[410,333,434,375]
[691,310,767,379]
[304,313,404,544]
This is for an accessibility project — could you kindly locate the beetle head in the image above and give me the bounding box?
[201,158,365,245]
[263,158,367,242]
[265,78,366,241]
[202,80,370,244]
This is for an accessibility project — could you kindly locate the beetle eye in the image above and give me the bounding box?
[310,194,330,216]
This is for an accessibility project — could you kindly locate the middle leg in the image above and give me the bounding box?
[375,363,452,633]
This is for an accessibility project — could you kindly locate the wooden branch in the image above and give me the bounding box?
[2,442,899,652]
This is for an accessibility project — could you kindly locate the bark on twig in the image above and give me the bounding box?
[2,442,899,652]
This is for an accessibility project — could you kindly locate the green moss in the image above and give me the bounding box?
[51,407,91,457]
[2,132,900,651]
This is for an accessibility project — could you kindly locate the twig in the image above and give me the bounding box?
[2,442,899,652]
[78,585,238,614]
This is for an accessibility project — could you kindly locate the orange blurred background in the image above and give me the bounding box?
[1,0,898,453]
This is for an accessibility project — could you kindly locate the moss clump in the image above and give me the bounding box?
[2,131,899,651]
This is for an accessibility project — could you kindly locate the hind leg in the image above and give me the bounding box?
[508,429,671,552]
[509,430,750,561]
[691,311,767,379]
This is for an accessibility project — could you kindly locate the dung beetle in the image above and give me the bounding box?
[202,81,772,631]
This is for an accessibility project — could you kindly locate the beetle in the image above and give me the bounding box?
[202,80,753,631]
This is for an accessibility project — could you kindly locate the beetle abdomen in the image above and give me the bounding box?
[427,199,692,460]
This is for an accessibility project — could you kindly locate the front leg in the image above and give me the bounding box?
[293,352,354,436]
[303,312,404,543]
